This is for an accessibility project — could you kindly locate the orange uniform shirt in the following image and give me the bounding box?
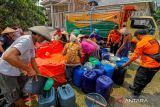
[108,30,121,44]
[130,35,160,68]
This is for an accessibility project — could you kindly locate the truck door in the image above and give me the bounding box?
[126,17,159,51]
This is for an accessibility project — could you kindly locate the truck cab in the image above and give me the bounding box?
[126,16,159,51]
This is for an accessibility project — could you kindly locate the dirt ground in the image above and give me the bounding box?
[27,61,160,107]
[74,61,160,107]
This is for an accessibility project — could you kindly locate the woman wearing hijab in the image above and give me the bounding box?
[63,33,82,64]
[63,33,82,81]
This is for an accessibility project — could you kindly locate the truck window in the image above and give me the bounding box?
[131,18,155,35]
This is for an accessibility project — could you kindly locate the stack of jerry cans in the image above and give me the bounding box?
[57,84,75,107]
[96,75,113,101]
[38,87,56,107]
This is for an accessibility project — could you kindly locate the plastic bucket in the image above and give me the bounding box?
[23,75,48,94]
[85,93,107,107]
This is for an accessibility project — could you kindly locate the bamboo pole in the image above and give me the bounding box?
[51,4,54,28]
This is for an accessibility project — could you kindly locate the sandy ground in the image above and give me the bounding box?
[27,61,160,107]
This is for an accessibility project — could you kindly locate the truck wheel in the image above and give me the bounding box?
[131,42,136,52]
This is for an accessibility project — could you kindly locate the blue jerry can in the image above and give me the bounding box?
[96,75,113,101]
[116,57,129,67]
[57,84,76,107]
[93,69,104,78]
[73,66,86,87]
[81,70,97,93]
[102,64,115,78]
[99,48,108,55]
[38,87,56,107]
[101,53,110,61]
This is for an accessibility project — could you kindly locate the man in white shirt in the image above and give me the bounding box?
[0,26,52,107]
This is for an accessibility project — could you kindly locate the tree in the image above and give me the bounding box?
[153,7,160,21]
[0,0,46,31]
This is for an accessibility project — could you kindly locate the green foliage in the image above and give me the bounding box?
[153,7,160,21]
[0,0,46,31]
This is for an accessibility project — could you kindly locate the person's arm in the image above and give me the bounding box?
[122,59,134,68]
[62,44,68,55]
[78,45,82,57]
[122,42,143,68]
[0,42,4,53]
[107,33,111,43]
[117,36,128,52]
[66,34,69,42]
[31,58,40,74]
[2,47,36,76]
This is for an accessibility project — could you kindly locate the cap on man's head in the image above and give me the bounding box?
[134,29,147,37]
[94,29,99,34]
[73,29,80,36]
[28,26,53,41]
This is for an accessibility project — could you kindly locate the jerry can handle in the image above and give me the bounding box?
[62,85,70,95]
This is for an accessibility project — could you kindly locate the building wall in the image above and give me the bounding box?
[46,1,152,28]
[129,2,151,16]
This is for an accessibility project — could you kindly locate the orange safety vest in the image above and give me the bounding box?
[130,35,160,68]
[108,30,121,44]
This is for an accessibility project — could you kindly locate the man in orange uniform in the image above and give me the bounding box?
[107,25,121,55]
[123,29,160,97]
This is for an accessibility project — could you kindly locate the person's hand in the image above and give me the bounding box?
[22,70,28,76]
[113,43,117,46]
[107,41,110,45]
[116,50,120,56]
[28,68,37,76]
[117,48,122,54]
[122,63,128,68]
[118,43,121,47]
